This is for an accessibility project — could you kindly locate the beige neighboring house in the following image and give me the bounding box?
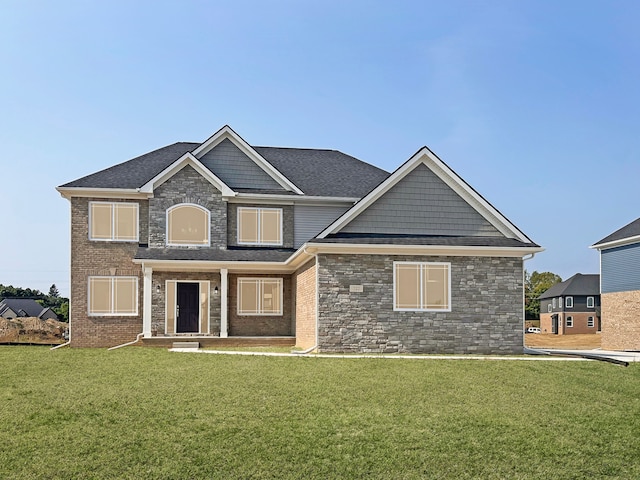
[57,125,542,353]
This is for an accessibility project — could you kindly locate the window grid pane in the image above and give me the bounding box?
[168,205,209,245]
[91,203,113,240]
[238,278,283,315]
[396,264,420,309]
[395,262,450,311]
[114,204,137,241]
[238,209,259,243]
[88,276,137,316]
[238,207,282,245]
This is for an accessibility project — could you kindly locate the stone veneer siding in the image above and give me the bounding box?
[601,290,640,350]
[70,197,145,347]
[316,254,524,354]
[228,273,293,336]
[226,203,294,249]
[149,165,227,249]
[151,272,222,335]
[294,260,317,349]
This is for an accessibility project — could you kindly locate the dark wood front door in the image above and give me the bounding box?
[551,315,558,335]
[177,283,199,333]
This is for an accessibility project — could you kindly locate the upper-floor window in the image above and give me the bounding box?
[394,262,451,311]
[565,296,573,308]
[587,296,595,308]
[167,204,210,246]
[559,297,563,308]
[88,276,138,316]
[552,298,556,309]
[237,207,282,246]
[547,303,552,313]
[89,202,138,242]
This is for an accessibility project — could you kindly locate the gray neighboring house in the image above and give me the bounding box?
[0,298,59,321]
[57,125,542,353]
[591,217,640,350]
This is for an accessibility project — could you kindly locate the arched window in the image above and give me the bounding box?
[167,204,210,246]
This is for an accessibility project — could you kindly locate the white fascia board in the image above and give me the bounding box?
[317,147,532,243]
[192,125,304,195]
[590,235,640,251]
[56,187,151,200]
[138,152,236,197]
[304,242,544,258]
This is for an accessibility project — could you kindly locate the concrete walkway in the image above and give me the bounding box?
[170,347,640,364]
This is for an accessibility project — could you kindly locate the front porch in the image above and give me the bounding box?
[141,335,296,348]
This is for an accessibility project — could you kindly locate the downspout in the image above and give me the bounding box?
[293,247,319,354]
[108,332,144,350]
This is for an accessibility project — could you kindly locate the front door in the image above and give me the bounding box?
[551,315,558,335]
[177,283,199,333]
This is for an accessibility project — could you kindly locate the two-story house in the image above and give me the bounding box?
[591,217,640,350]
[57,125,542,353]
[538,273,600,335]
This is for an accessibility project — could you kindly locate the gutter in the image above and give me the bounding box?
[524,347,629,367]
[108,332,144,350]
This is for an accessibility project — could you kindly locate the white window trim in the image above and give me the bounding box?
[566,316,573,328]
[559,297,563,309]
[587,316,595,328]
[565,296,573,308]
[87,276,138,317]
[552,298,556,308]
[237,206,283,246]
[547,303,552,313]
[165,280,210,335]
[587,296,595,308]
[89,201,139,242]
[393,261,452,312]
[237,277,283,316]
[166,203,211,247]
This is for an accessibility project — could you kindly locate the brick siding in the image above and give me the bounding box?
[601,290,640,350]
[294,259,317,349]
[540,312,600,335]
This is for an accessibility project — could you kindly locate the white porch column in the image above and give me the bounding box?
[143,266,153,338]
[220,268,228,338]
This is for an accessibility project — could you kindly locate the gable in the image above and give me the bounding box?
[199,139,285,191]
[340,164,502,237]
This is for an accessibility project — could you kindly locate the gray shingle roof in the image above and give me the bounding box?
[59,141,389,199]
[312,234,540,248]
[538,273,600,299]
[134,247,294,262]
[254,147,389,197]
[592,217,640,247]
[0,298,52,318]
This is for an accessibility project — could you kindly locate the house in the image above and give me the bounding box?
[57,125,542,353]
[591,217,640,350]
[0,298,59,321]
[538,274,600,335]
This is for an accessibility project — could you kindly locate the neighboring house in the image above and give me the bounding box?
[0,298,59,321]
[538,274,600,335]
[57,125,542,353]
[591,217,640,350]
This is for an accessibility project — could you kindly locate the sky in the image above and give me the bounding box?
[1,0,639,298]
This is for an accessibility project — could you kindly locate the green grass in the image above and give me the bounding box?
[1,347,639,479]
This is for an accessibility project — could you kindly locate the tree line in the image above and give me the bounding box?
[525,270,562,320]
[0,284,69,322]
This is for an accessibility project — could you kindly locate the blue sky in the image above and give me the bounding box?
[1,1,639,297]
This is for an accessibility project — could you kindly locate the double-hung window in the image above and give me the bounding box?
[237,207,282,246]
[587,297,595,308]
[394,262,451,311]
[237,278,283,315]
[88,276,138,316]
[566,316,573,328]
[90,202,138,241]
[588,316,595,328]
[565,296,573,308]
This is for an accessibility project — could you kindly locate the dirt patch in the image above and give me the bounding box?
[525,333,601,350]
[0,317,68,344]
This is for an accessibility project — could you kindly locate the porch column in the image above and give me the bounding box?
[143,266,153,338]
[220,268,228,338]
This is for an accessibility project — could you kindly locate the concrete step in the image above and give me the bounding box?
[172,341,200,349]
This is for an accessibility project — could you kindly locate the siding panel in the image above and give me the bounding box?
[294,204,351,247]
[601,243,640,293]
[340,164,502,237]
[199,138,285,190]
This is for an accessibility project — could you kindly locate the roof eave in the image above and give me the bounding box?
[56,187,152,200]
[304,242,544,257]
[590,235,640,251]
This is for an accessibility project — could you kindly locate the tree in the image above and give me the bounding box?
[48,284,60,298]
[525,271,562,319]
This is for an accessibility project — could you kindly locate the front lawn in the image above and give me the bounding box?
[1,347,639,479]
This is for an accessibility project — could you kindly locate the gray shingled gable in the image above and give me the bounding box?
[254,147,389,197]
[199,139,285,190]
[593,217,640,247]
[538,273,600,299]
[339,163,503,237]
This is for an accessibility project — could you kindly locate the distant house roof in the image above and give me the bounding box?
[538,274,600,300]
[59,142,389,199]
[592,217,640,249]
[0,298,58,320]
